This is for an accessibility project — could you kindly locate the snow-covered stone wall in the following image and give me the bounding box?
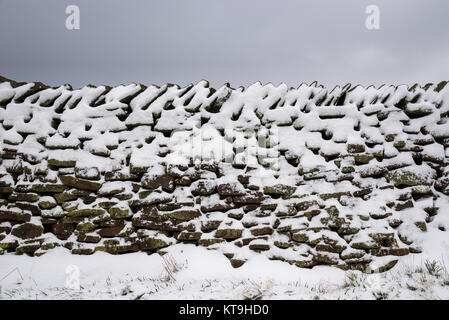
[1,75,449,272]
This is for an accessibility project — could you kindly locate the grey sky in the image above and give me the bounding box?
[0,0,448,89]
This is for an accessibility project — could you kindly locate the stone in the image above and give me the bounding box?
[0,238,19,250]
[98,226,125,238]
[98,201,118,209]
[48,158,76,167]
[14,202,41,216]
[77,233,101,243]
[177,231,202,241]
[274,205,297,217]
[347,143,365,153]
[15,242,41,255]
[166,209,201,222]
[312,252,339,265]
[51,221,74,240]
[369,212,392,219]
[395,200,414,211]
[11,222,43,239]
[353,188,372,197]
[198,238,225,247]
[132,218,181,232]
[369,259,398,273]
[200,221,222,232]
[16,183,68,193]
[0,186,14,194]
[370,248,409,257]
[273,241,291,249]
[8,193,39,202]
[217,183,245,196]
[232,192,265,204]
[139,237,170,251]
[100,219,125,228]
[0,210,31,222]
[141,173,175,192]
[38,198,57,209]
[98,183,126,196]
[72,247,95,255]
[62,201,79,212]
[415,221,427,232]
[263,184,296,199]
[65,208,105,217]
[315,240,347,254]
[59,175,102,191]
[105,171,139,181]
[249,243,270,251]
[304,209,321,221]
[260,203,278,211]
[201,202,235,213]
[75,167,101,180]
[191,180,217,196]
[215,228,243,240]
[250,226,273,236]
[54,190,79,204]
[319,192,351,201]
[291,232,308,243]
[109,207,131,219]
[96,242,139,254]
[230,258,246,268]
[353,154,374,164]
[76,221,98,232]
[386,168,435,187]
[295,200,318,211]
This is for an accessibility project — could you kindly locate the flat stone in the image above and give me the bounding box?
[263,184,296,199]
[51,221,74,240]
[98,226,125,238]
[191,180,217,196]
[59,175,102,191]
[16,183,68,193]
[177,231,202,241]
[48,159,76,167]
[11,222,43,239]
[139,237,170,251]
[232,192,265,204]
[12,202,41,216]
[8,193,39,202]
[217,183,245,196]
[141,173,175,192]
[249,243,270,251]
[250,226,273,236]
[75,167,101,180]
[166,209,201,222]
[77,233,101,243]
[65,208,105,217]
[198,238,225,246]
[109,207,131,219]
[0,210,31,222]
[215,228,242,240]
[105,171,139,181]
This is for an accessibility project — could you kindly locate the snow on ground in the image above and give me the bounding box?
[1,241,448,300]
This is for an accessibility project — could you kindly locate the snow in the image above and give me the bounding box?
[1,239,449,300]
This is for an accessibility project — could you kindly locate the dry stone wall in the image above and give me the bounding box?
[1,75,449,272]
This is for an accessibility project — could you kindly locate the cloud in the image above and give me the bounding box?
[0,0,447,88]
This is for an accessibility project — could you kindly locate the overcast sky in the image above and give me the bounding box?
[0,0,448,89]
